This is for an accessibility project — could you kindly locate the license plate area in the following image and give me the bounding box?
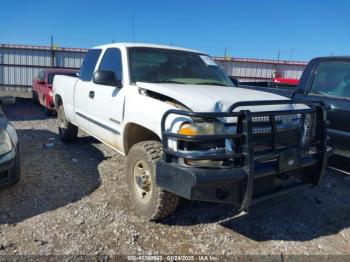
[278,149,300,173]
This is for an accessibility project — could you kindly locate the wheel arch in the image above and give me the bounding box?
[123,122,161,155]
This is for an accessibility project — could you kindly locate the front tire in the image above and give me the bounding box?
[126,141,179,220]
[57,104,78,142]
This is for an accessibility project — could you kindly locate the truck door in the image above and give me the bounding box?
[73,49,102,133]
[298,61,350,170]
[84,48,125,151]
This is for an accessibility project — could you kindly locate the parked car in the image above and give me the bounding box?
[32,68,78,115]
[0,96,20,187]
[53,43,329,220]
[239,57,350,173]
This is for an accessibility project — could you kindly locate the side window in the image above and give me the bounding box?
[98,48,123,82]
[311,62,350,98]
[79,49,102,81]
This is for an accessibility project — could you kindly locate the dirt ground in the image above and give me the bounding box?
[0,96,350,259]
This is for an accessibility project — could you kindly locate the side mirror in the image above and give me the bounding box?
[230,77,239,86]
[93,70,121,87]
[0,96,15,106]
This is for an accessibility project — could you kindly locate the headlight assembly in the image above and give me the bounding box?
[0,129,13,155]
[178,121,225,136]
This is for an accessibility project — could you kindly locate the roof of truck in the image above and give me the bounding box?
[92,42,204,54]
[312,56,350,61]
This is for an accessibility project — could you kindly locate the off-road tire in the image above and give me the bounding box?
[126,141,179,220]
[57,104,78,142]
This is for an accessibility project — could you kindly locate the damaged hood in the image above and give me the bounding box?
[137,82,304,113]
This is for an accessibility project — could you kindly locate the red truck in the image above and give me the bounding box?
[32,68,77,115]
[273,77,300,86]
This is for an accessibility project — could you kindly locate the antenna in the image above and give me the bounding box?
[50,35,54,67]
[274,49,281,79]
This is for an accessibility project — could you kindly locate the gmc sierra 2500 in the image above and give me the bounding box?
[53,43,329,220]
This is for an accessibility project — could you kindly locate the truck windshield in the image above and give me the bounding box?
[128,47,233,86]
[311,62,350,98]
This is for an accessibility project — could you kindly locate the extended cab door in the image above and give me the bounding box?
[73,48,125,151]
[73,49,102,133]
[297,61,350,161]
[84,48,125,151]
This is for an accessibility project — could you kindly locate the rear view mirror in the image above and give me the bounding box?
[93,70,122,87]
[0,96,15,106]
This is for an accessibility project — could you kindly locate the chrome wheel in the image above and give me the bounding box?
[133,160,152,203]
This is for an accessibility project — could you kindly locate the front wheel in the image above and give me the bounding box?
[57,104,78,142]
[126,141,179,220]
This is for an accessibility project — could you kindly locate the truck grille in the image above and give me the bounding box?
[251,112,316,153]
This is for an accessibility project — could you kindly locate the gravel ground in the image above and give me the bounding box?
[0,96,350,259]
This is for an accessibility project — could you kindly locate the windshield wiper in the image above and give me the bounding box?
[194,82,230,86]
[150,80,185,84]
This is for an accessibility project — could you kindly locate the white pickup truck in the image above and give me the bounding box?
[53,43,329,220]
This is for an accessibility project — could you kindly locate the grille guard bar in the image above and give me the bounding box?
[160,100,328,210]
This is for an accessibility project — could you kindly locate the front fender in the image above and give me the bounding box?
[122,92,191,150]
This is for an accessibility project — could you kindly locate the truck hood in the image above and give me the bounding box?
[136,82,303,113]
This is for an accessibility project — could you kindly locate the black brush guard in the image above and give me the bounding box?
[156,100,328,210]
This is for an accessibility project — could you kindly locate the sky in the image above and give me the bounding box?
[0,0,349,61]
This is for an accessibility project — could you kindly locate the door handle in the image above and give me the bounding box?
[89,91,95,99]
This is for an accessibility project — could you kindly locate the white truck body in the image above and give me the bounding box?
[53,43,328,220]
[53,43,296,155]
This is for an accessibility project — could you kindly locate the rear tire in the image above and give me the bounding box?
[57,104,78,142]
[126,141,179,220]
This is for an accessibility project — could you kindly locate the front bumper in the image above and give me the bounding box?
[157,100,329,210]
[157,155,320,209]
[0,146,20,187]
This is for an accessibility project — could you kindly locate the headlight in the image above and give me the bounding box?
[178,121,225,136]
[48,91,53,97]
[0,129,13,155]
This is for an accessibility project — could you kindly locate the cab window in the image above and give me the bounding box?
[98,48,123,82]
[311,62,350,98]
